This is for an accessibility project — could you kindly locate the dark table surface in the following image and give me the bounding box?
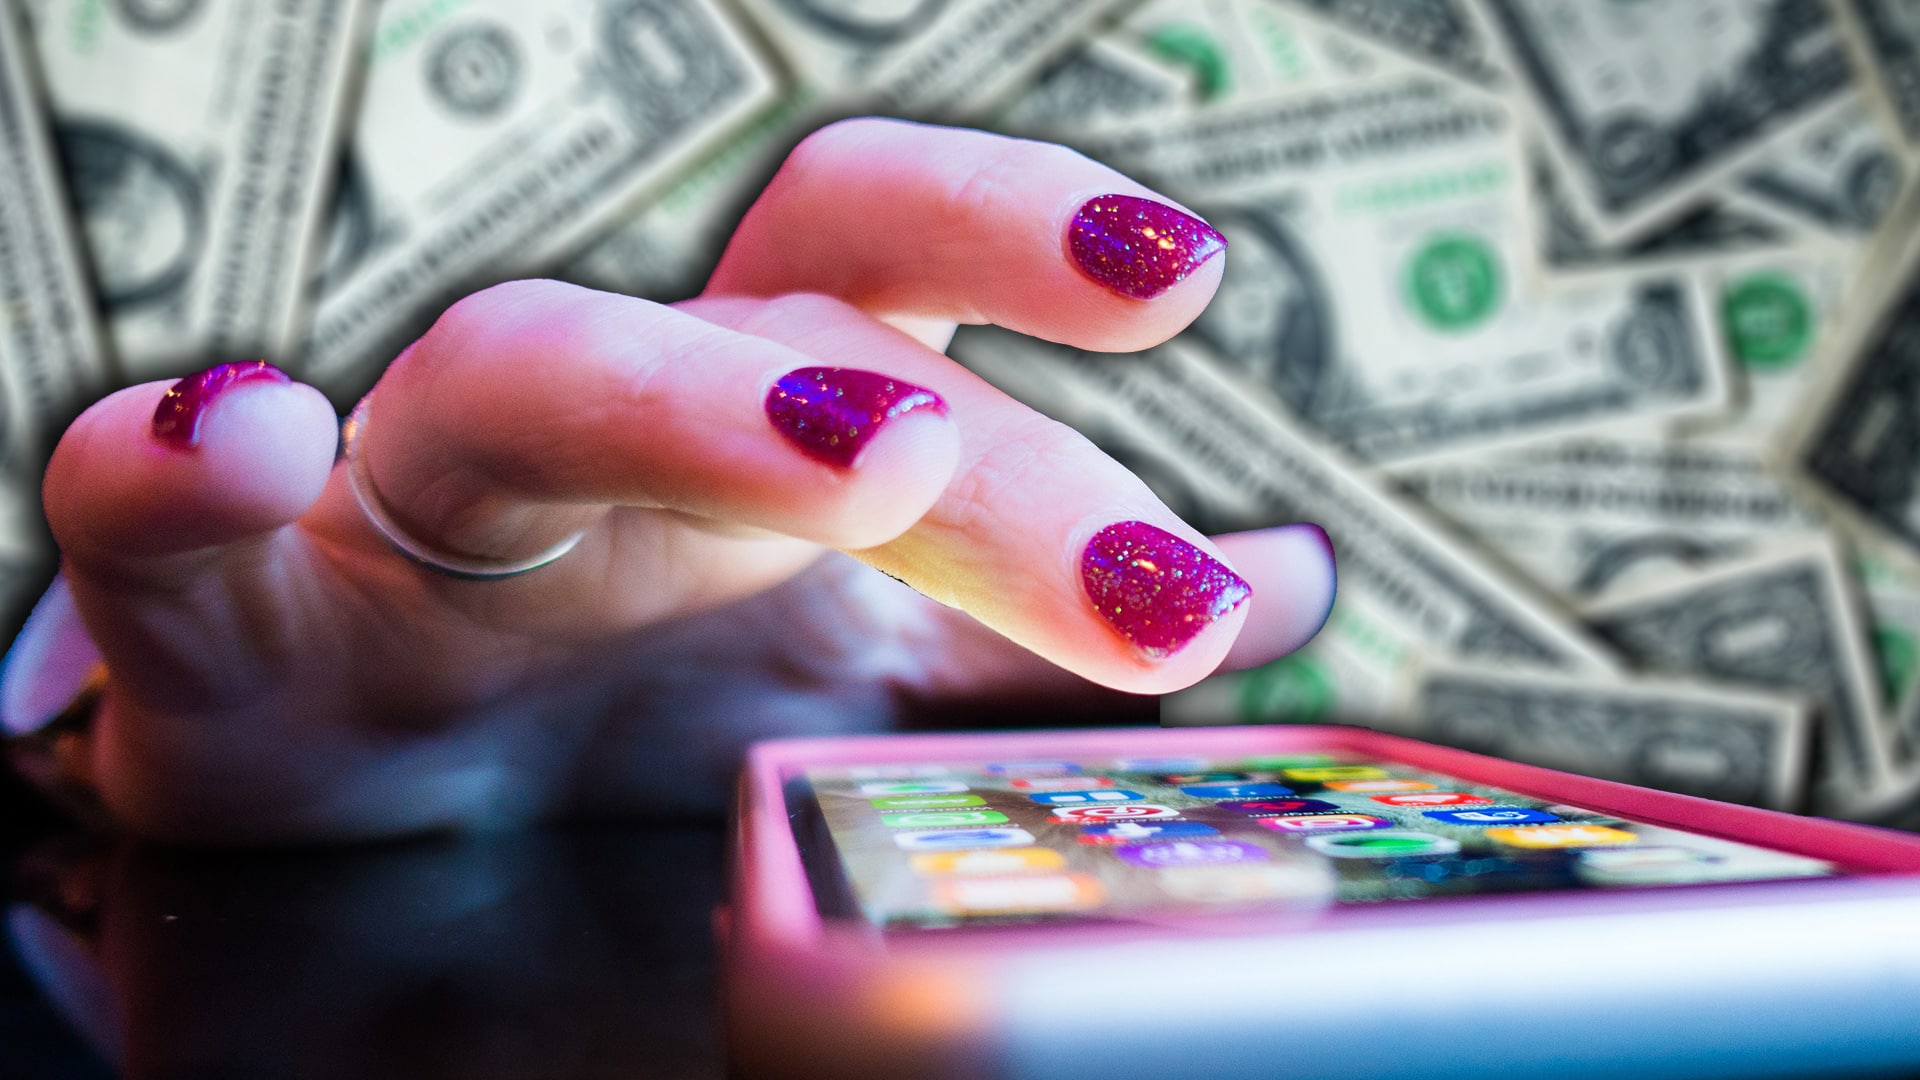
[3,762,729,1080]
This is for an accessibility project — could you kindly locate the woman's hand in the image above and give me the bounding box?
[34,119,1336,843]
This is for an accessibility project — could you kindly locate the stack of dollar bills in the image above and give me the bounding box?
[4,0,1920,824]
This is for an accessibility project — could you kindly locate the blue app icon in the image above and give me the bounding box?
[1180,782,1295,799]
[1077,821,1220,844]
[1423,807,1561,827]
[1029,789,1144,805]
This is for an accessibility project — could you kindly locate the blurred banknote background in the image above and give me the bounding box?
[3,0,1920,825]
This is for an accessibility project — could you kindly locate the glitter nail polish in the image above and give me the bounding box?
[1081,520,1251,659]
[765,367,948,468]
[1068,194,1227,300]
[150,361,291,449]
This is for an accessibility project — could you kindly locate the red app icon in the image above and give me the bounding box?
[1370,792,1494,807]
[1012,776,1117,791]
[1052,803,1182,824]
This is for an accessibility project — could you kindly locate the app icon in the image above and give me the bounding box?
[1370,792,1492,807]
[893,827,1036,851]
[870,794,987,811]
[1180,782,1295,800]
[1487,824,1638,849]
[1423,807,1560,827]
[1028,789,1143,805]
[1052,803,1182,824]
[933,874,1104,914]
[1112,756,1208,772]
[986,761,1081,777]
[1218,798,1340,816]
[1238,754,1339,770]
[911,848,1066,876]
[1306,831,1461,859]
[1114,840,1269,868]
[1325,779,1436,793]
[1011,776,1117,791]
[1160,772,1251,785]
[1579,846,1715,872]
[1076,821,1220,844]
[847,764,949,780]
[1281,766,1390,783]
[882,810,1011,828]
[1257,813,1394,833]
[859,780,969,796]
[1158,863,1337,903]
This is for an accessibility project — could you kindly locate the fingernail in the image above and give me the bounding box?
[765,367,947,468]
[151,361,291,449]
[1069,194,1227,299]
[1082,520,1251,659]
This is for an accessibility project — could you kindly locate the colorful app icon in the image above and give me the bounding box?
[859,780,969,796]
[1326,779,1436,793]
[1076,821,1220,844]
[1158,863,1337,903]
[1281,766,1390,783]
[1111,757,1208,772]
[893,827,1036,851]
[933,873,1104,914]
[1160,772,1252,785]
[847,764,949,780]
[1238,754,1339,770]
[1370,792,1491,807]
[882,810,1011,828]
[1257,813,1394,833]
[911,847,1066,876]
[1011,776,1117,792]
[870,794,987,811]
[1487,824,1638,849]
[1218,798,1339,816]
[1052,803,1182,824]
[1306,831,1461,859]
[986,761,1081,777]
[1114,840,1269,868]
[1028,789,1143,805]
[1179,782,1295,800]
[1423,807,1560,827]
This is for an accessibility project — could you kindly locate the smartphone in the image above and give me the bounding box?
[722,725,1920,1079]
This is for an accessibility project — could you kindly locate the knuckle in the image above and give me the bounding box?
[936,414,1093,541]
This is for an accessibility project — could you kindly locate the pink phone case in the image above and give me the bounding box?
[724,726,1920,1080]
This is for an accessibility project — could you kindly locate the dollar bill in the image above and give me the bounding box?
[1270,0,1506,88]
[26,0,370,379]
[1728,94,1909,242]
[1118,0,1396,104]
[1693,247,1857,444]
[1080,78,1733,464]
[1477,0,1858,244]
[303,0,778,399]
[0,3,109,468]
[1783,216,1920,571]
[1582,537,1897,809]
[996,35,1193,136]
[1834,0,1920,154]
[948,328,1621,727]
[1400,660,1811,809]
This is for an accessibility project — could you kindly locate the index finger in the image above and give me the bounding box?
[706,118,1225,353]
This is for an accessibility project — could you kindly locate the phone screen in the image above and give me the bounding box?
[788,749,1842,929]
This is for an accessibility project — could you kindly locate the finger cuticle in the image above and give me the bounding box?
[764,366,948,468]
[1081,520,1251,660]
[1068,194,1227,300]
[150,361,291,450]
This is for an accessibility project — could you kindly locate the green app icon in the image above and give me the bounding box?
[870,794,987,811]
[882,810,1011,828]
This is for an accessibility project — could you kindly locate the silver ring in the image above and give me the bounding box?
[342,399,585,580]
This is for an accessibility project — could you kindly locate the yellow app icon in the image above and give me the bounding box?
[933,874,1105,914]
[911,847,1067,876]
[1325,779,1436,793]
[1282,766,1390,782]
[1488,824,1638,849]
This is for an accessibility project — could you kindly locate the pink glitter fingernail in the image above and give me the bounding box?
[151,361,291,450]
[1068,194,1227,299]
[765,367,948,468]
[1082,520,1251,659]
